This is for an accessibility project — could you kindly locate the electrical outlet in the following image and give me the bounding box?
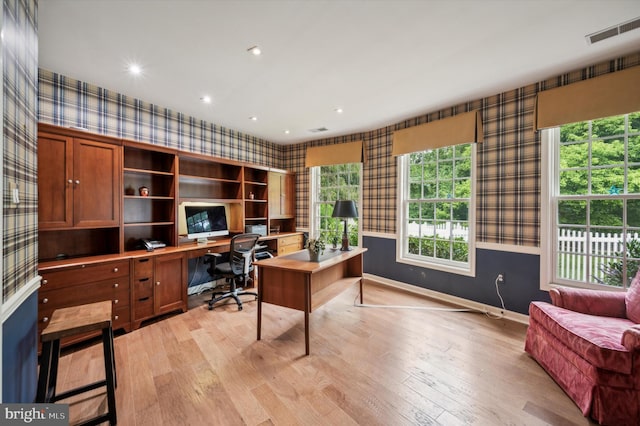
[497,273,505,284]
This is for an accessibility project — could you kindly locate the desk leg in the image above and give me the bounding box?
[304,276,310,356]
[360,278,363,304]
[257,276,262,341]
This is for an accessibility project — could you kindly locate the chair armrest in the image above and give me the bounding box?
[550,287,627,318]
[204,252,222,268]
[621,325,640,351]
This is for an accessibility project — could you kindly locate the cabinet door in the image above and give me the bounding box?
[268,171,295,218]
[154,252,186,315]
[73,138,121,227]
[38,133,73,228]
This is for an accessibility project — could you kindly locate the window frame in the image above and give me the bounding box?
[309,163,362,247]
[396,144,477,277]
[540,112,640,291]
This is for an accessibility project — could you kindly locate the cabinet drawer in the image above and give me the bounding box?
[134,296,154,320]
[38,280,129,329]
[133,277,154,300]
[278,234,303,248]
[133,257,154,279]
[40,260,129,290]
[187,246,225,259]
[113,305,130,328]
[278,244,302,255]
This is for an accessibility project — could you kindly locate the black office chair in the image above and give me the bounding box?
[204,233,260,311]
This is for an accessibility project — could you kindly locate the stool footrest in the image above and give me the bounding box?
[51,379,108,403]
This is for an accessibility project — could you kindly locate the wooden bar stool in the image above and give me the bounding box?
[36,300,117,425]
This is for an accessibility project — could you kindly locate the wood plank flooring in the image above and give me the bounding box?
[53,281,596,425]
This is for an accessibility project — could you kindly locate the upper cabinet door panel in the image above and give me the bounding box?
[38,134,74,229]
[73,138,121,227]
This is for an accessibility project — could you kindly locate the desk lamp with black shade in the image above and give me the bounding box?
[331,200,358,251]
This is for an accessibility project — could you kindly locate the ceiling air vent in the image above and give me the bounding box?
[586,16,640,44]
[308,127,329,133]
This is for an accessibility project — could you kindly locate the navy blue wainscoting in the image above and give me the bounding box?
[362,236,550,315]
[2,292,38,402]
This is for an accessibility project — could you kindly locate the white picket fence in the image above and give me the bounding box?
[557,229,639,282]
[407,222,637,283]
[407,222,469,239]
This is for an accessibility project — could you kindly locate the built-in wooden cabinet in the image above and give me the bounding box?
[38,259,130,349]
[268,170,296,233]
[178,153,244,233]
[38,125,122,261]
[123,142,178,251]
[131,252,187,329]
[38,131,121,229]
[244,166,269,230]
[37,123,301,347]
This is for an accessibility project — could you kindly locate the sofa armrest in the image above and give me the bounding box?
[550,287,627,318]
[622,325,640,351]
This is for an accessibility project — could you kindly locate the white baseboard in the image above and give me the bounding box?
[363,273,529,325]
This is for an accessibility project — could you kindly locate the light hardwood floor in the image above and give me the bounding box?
[53,281,596,425]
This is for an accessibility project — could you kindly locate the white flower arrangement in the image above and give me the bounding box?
[305,237,326,254]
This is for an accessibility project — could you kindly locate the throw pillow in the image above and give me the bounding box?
[626,270,640,323]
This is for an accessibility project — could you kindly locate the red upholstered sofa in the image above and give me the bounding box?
[525,271,640,425]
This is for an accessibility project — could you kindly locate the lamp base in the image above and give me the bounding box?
[340,232,351,251]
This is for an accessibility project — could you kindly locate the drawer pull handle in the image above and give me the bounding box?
[42,317,49,323]
[114,283,119,288]
[75,179,80,185]
[156,281,161,286]
[138,297,150,302]
[42,298,48,304]
[42,279,48,285]
[114,315,119,320]
[139,259,150,263]
[139,278,149,283]
[114,299,119,304]
[113,267,119,273]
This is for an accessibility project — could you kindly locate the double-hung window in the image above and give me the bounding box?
[542,111,640,289]
[309,163,361,247]
[397,143,476,275]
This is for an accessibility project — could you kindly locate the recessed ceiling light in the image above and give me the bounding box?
[335,107,343,114]
[284,129,290,134]
[201,95,212,104]
[249,116,258,121]
[128,63,142,75]
[247,45,261,56]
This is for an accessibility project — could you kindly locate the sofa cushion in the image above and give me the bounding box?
[529,301,634,374]
[626,270,640,324]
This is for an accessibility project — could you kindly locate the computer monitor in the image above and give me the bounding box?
[184,204,229,244]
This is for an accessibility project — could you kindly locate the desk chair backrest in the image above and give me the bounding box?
[229,233,261,276]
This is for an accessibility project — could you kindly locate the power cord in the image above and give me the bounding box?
[351,275,507,320]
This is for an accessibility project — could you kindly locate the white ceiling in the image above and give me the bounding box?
[38,0,640,145]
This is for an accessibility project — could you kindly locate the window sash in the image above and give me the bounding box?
[396,146,476,276]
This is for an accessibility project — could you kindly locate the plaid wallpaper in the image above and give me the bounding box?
[3,0,38,301]
[38,69,285,169]
[38,52,640,251]
[288,53,640,246]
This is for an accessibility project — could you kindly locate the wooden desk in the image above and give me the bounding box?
[254,247,367,355]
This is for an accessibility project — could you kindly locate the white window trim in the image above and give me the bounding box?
[540,127,634,292]
[308,165,363,247]
[395,147,477,277]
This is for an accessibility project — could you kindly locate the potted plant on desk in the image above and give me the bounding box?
[305,237,326,262]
